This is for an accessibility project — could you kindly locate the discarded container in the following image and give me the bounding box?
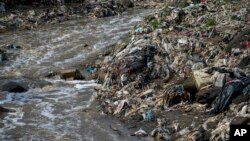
[192,70,212,90]
[60,69,83,80]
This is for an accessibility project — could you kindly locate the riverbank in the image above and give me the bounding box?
[0,0,165,32]
[93,0,250,140]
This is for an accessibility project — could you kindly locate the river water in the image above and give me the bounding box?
[0,9,152,141]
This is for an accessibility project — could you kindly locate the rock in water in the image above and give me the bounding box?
[1,82,28,93]
[0,106,10,113]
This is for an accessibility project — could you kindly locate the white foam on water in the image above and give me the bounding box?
[0,108,25,131]
[0,79,98,140]
[51,33,70,42]
[39,102,56,121]
[0,93,13,105]
[48,79,96,84]
[0,91,33,105]
[75,83,98,90]
[129,16,142,23]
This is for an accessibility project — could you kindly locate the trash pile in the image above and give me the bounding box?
[95,0,250,140]
[82,0,133,18]
[0,6,76,30]
[0,0,146,30]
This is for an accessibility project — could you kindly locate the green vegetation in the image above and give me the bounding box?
[206,18,216,26]
[150,19,160,29]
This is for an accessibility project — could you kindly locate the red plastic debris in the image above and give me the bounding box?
[242,41,250,49]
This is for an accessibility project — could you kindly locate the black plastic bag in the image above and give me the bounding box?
[212,77,250,114]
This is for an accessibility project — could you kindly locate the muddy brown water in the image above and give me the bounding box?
[0,9,154,141]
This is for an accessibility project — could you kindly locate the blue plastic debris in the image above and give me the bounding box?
[135,27,143,33]
[145,109,153,121]
[85,66,93,74]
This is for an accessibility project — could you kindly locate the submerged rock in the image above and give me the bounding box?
[0,106,10,113]
[1,81,28,93]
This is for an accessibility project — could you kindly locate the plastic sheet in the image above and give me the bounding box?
[212,77,250,114]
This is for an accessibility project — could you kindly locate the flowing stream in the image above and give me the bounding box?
[0,9,152,141]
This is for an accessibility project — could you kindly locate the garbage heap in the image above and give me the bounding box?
[0,6,74,30]
[0,0,144,30]
[96,0,250,140]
